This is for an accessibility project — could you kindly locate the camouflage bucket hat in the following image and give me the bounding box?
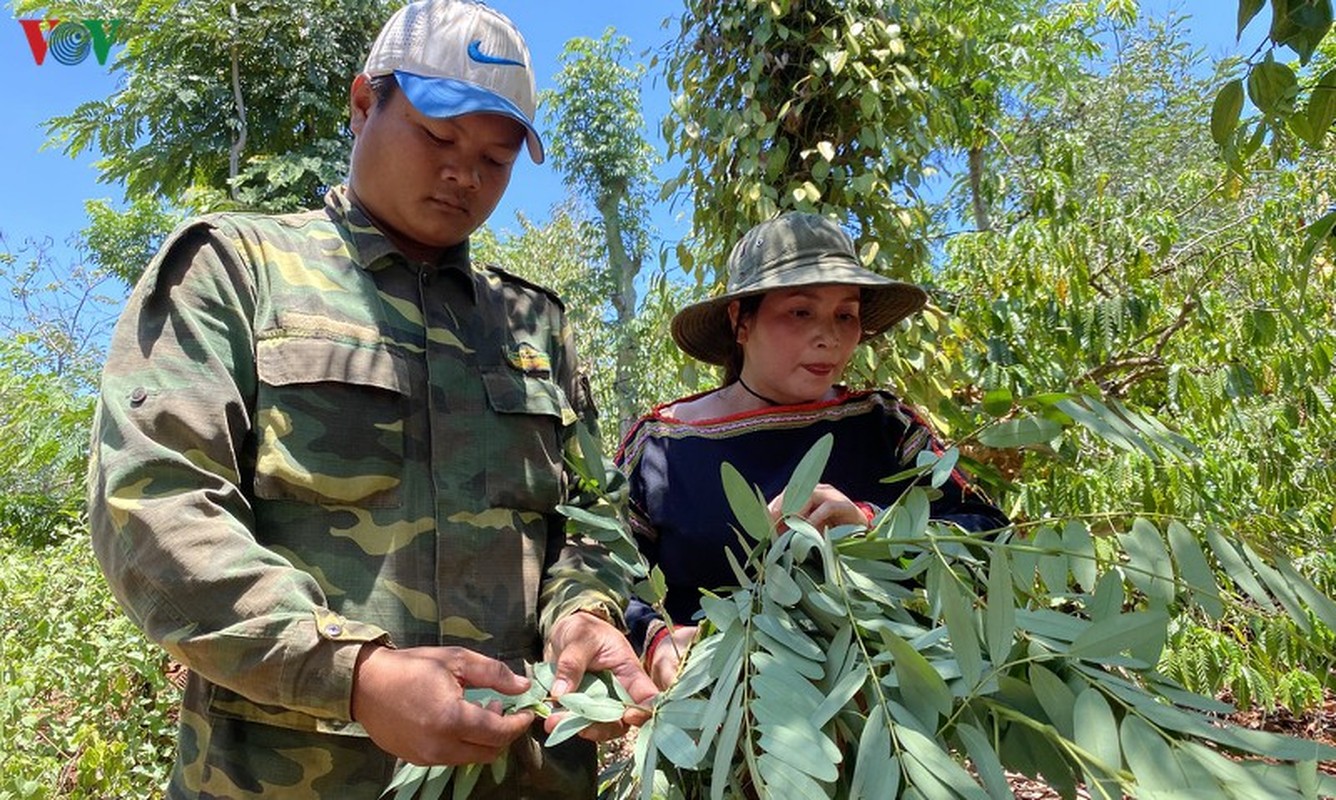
[671,213,929,365]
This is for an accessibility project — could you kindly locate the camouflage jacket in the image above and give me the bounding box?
[88,187,629,798]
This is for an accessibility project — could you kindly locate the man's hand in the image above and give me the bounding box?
[352,644,534,766]
[544,610,658,741]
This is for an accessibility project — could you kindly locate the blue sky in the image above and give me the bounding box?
[5,1,1243,264]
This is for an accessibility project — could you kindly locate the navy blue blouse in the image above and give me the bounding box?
[615,389,1009,650]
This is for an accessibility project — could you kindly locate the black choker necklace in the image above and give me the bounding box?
[736,376,781,406]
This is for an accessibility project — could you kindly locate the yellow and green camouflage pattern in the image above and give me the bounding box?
[88,187,628,798]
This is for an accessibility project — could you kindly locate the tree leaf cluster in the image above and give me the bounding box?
[612,436,1336,799]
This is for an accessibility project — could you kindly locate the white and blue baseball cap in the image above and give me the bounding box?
[364,0,544,163]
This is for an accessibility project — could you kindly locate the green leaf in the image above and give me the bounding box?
[982,387,1014,417]
[710,685,746,800]
[653,720,700,768]
[1238,0,1266,36]
[1247,59,1299,117]
[884,633,953,727]
[1120,715,1192,795]
[544,712,591,747]
[555,691,625,723]
[929,447,960,489]
[450,763,483,800]
[1035,525,1069,596]
[756,752,830,800]
[1062,520,1098,593]
[895,723,992,799]
[1166,521,1223,619]
[1118,518,1175,609]
[1211,78,1245,146]
[1069,608,1169,663]
[850,705,899,800]
[763,562,803,607]
[976,415,1062,448]
[985,548,1016,668]
[954,723,1012,800]
[940,574,983,688]
[1030,662,1077,737]
[1074,688,1124,797]
[418,765,452,800]
[1274,554,1336,632]
[1306,68,1336,144]
[1297,207,1336,265]
[384,764,431,800]
[753,611,825,661]
[721,462,774,542]
[1204,526,1275,610]
[810,666,868,728]
[1241,543,1314,633]
[757,721,842,781]
[781,433,833,516]
[1089,569,1125,622]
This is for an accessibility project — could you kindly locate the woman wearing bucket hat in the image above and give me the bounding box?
[615,212,1008,688]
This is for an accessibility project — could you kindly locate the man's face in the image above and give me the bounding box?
[347,75,525,261]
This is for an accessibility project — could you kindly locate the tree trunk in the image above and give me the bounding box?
[596,188,641,436]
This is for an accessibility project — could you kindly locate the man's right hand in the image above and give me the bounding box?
[351,644,534,765]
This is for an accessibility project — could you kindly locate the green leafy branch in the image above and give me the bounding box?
[380,664,637,800]
[615,434,1336,799]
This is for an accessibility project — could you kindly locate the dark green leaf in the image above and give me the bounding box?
[1306,68,1336,144]
[1247,60,1299,117]
[1297,207,1336,265]
[1211,79,1245,146]
[1238,0,1266,36]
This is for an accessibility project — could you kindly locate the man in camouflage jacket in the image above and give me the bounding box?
[86,2,656,797]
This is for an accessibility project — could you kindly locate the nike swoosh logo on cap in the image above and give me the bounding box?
[467,39,524,67]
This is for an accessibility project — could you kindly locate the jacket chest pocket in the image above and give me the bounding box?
[480,367,575,512]
[253,336,411,508]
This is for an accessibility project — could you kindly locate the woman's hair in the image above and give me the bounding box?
[721,294,764,385]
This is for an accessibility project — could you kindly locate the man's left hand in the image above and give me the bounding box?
[544,610,657,741]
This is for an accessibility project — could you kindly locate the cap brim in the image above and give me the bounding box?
[395,71,545,163]
[670,279,929,366]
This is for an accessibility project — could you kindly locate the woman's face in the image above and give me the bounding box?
[732,284,862,404]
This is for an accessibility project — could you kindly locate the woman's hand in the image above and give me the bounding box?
[645,624,698,690]
[768,483,869,530]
